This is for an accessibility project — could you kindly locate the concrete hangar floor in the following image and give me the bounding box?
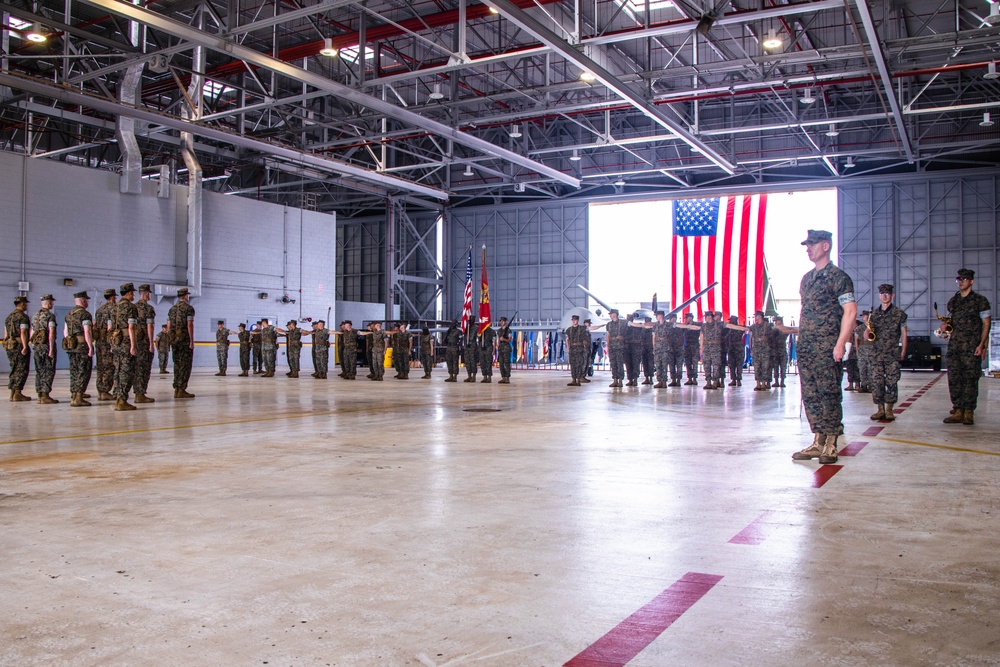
[1,367,997,666]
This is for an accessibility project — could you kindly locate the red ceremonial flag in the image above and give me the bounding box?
[460,246,473,335]
[478,245,491,336]
[671,194,767,323]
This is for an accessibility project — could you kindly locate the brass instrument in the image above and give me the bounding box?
[933,302,954,335]
[864,312,876,342]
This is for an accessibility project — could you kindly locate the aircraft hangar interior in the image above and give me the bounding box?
[1,0,999,664]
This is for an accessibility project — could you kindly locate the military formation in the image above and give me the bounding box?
[3,242,991,453]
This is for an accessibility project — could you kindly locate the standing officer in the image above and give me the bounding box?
[109,282,139,411]
[167,287,196,398]
[565,314,588,386]
[419,326,436,379]
[133,284,156,403]
[334,321,359,379]
[63,291,95,407]
[770,315,790,388]
[748,311,772,391]
[604,309,627,388]
[640,317,655,385]
[478,323,495,383]
[259,318,278,377]
[278,320,303,378]
[4,295,32,401]
[700,311,724,389]
[941,268,991,425]
[237,323,252,376]
[156,324,170,374]
[443,320,461,382]
[497,317,513,384]
[854,310,874,393]
[94,288,117,401]
[31,294,59,404]
[394,322,412,379]
[726,315,747,387]
[623,314,641,387]
[790,230,857,465]
[215,321,236,376]
[308,320,331,379]
[462,319,479,382]
[868,284,908,421]
[251,321,264,374]
[680,313,701,385]
[359,321,387,381]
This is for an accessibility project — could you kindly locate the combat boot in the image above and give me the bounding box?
[642,377,653,385]
[114,398,137,411]
[480,376,489,383]
[736,380,742,386]
[792,433,825,460]
[567,379,580,386]
[870,404,886,420]
[291,371,299,378]
[70,392,91,407]
[176,389,195,399]
[160,369,169,374]
[963,409,975,425]
[38,392,59,404]
[580,377,590,383]
[98,391,114,401]
[134,393,155,404]
[215,371,226,376]
[729,380,737,386]
[464,375,475,383]
[609,379,617,387]
[239,371,249,377]
[422,373,432,379]
[883,403,895,421]
[499,378,509,384]
[819,435,839,464]
[703,381,713,390]
[445,374,456,382]
[12,389,32,402]
[654,381,667,389]
[627,379,638,387]
[943,408,964,423]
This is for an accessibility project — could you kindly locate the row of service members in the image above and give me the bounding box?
[2,284,196,409]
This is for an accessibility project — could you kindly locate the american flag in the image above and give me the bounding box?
[460,246,474,335]
[671,194,767,323]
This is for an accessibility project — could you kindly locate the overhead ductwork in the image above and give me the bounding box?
[115,63,144,194]
[181,28,205,297]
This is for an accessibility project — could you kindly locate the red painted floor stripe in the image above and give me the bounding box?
[812,464,843,487]
[863,426,884,436]
[564,573,724,667]
[728,510,777,545]
[899,402,913,407]
[839,441,868,457]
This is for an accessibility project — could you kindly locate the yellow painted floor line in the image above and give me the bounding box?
[0,391,553,448]
[875,435,1000,457]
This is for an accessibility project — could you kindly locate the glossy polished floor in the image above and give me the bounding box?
[1,365,997,667]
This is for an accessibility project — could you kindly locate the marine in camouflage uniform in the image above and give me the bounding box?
[109,283,139,410]
[259,319,278,377]
[496,318,512,384]
[308,321,330,379]
[791,230,857,465]
[651,311,670,388]
[31,294,59,403]
[420,328,436,379]
[168,287,196,397]
[748,313,772,391]
[133,284,156,402]
[5,296,32,401]
[868,284,908,421]
[769,316,790,388]
[337,322,359,379]
[462,320,479,382]
[64,291,95,407]
[699,312,724,389]
[443,322,461,382]
[565,316,588,386]
[237,323,252,376]
[681,314,701,385]
[640,318,655,384]
[393,323,412,379]
[93,289,117,401]
[623,315,641,386]
[853,312,874,393]
[605,310,627,387]
[726,316,747,387]
[478,325,494,382]
[156,325,170,373]
[214,321,234,375]
[251,321,264,374]
[281,321,303,377]
[942,268,992,425]
[363,323,387,381]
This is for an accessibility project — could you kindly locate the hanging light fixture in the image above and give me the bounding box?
[980,112,994,127]
[569,149,582,161]
[762,29,783,50]
[25,27,48,42]
[844,157,856,168]
[800,88,817,104]
[985,62,1000,80]
[428,83,444,100]
[463,165,474,176]
[319,38,338,57]
[488,5,499,13]
[986,3,1000,25]
[580,71,596,82]
[509,124,522,138]
[825,123,840,137]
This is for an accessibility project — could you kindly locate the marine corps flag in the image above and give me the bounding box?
[478,245,491,336]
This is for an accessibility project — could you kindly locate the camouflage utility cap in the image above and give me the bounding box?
[103,289,116,298]
[40,294,55,302]
[119,282,135,295]
[957,268,975,280]
[138,284,152,293]
[801,229,833,245]
[14,296,28,305]
[176,287,190,297]
[73,291,90,299]
[878,284,894,294]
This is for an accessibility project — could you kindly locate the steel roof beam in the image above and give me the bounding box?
[488,0,736,175]
[75,0,581,189]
